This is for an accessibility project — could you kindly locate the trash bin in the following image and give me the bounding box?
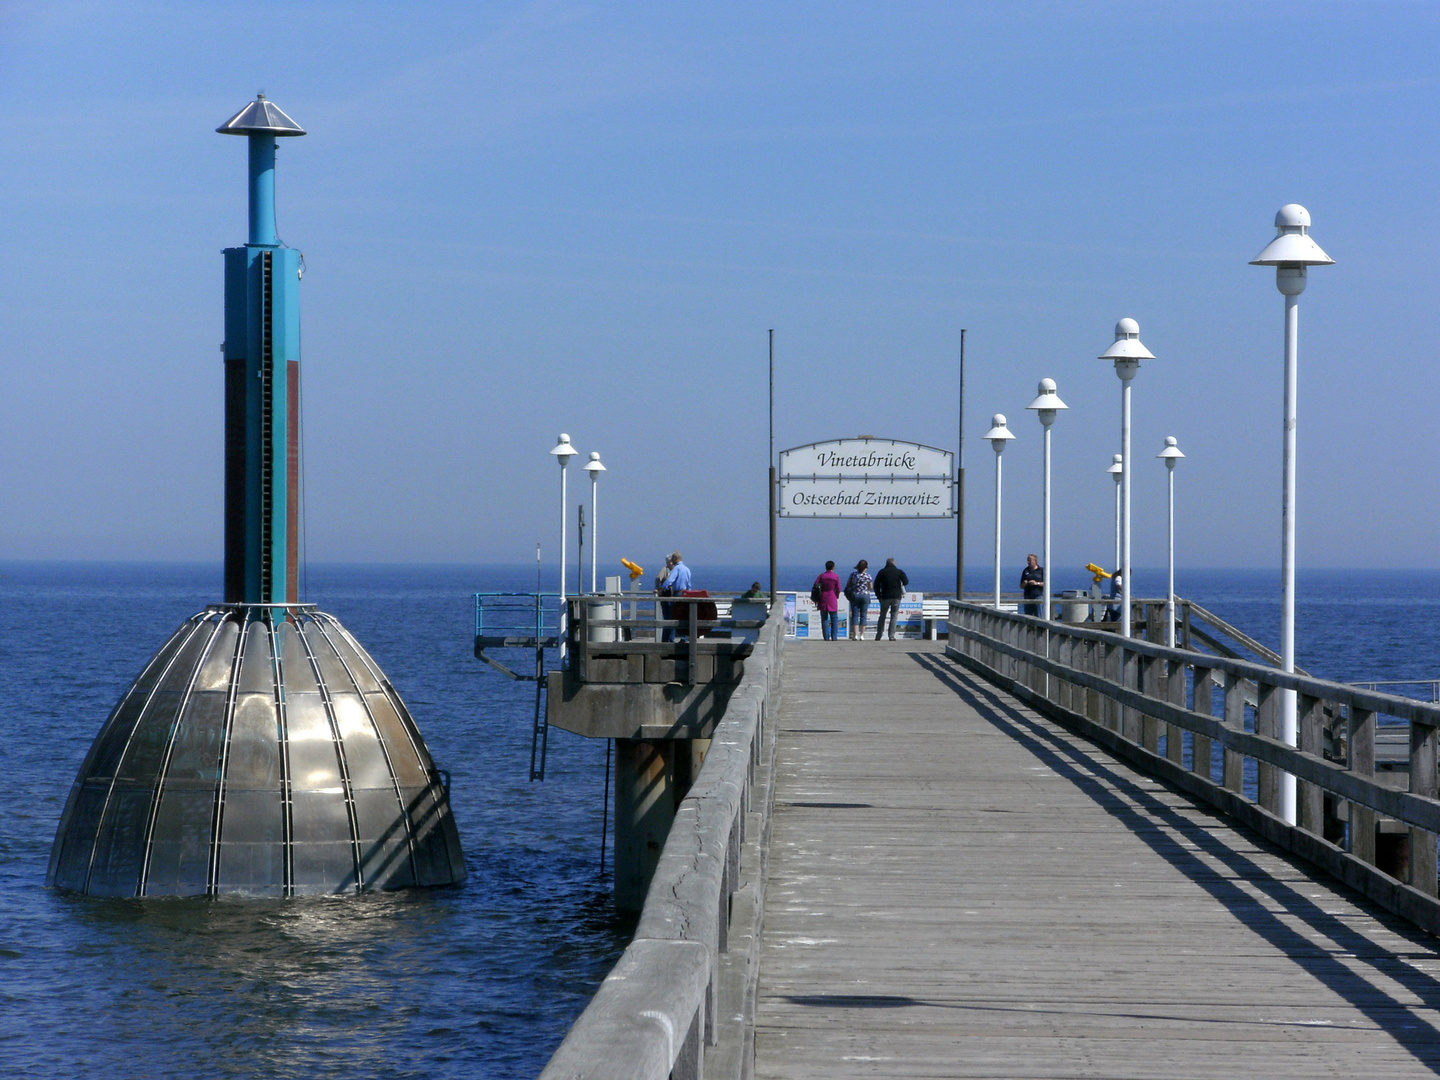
[587,600,619,642]
[1058,590,1090,624]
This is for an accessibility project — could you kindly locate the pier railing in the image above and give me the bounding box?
[540,604,785,1080]
[947,600,1440,933]
[564,595,767,686]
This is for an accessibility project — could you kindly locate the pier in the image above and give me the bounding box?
[540,601,1440,1079]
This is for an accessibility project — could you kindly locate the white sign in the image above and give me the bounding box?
[778,438,954,519]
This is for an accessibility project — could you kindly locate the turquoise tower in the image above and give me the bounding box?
[47,96,466,897]
[219,94,304,604]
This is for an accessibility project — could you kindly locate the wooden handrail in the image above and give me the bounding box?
[947,599,1440,932]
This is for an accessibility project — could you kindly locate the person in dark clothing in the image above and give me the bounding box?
[1020,553,1044,617]
[872,557,909,641]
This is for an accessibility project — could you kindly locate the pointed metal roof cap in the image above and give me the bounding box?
[217,94,306,136]
[1250,203,1332,266]
[1099,317,1155,361]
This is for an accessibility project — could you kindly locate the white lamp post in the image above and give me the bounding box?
[551,433,578,652]
[1098,319,1155,639]
[583,451,606,594]
[1157,437,1185,648]
[984,413,1015,609]
[1251,203,1333,825]
[1107,454,1124,575]
[1027,378,1068,621]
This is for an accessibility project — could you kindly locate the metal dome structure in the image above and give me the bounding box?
[48,95,466,896]
[48,606,464,896]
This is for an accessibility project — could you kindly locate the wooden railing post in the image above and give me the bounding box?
[1192,666,1216,784]
[1410,718,1438,895]
[1256,682,1279,814]
[1166,659,1185,766]
[1222,673,1245,794]
[687,602,699,685]
[1139,654,1160,754]
[1297,693,1324,836]
[1350,707,1377,865]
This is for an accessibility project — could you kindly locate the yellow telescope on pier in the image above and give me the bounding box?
[621,558,645,581]
[1085,562,1114,586]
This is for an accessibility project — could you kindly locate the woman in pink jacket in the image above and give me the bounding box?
[813,560,843,640]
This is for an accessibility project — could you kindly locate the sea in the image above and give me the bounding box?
[1,561,1437,1079]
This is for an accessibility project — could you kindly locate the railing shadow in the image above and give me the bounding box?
[910,649,1440,1072]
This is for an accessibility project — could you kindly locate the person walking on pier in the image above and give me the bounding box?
[1020,553,1044,617]
[813,561,842,640]
[845,560,873,642]
[873,557,909,641]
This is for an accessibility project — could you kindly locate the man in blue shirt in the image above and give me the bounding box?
[663,552,692,593]
[660,552,692,641]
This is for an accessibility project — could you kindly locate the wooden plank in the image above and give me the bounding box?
[757,644,1440,1079]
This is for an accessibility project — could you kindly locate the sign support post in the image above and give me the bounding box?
[956,328,966,599]
[768,329,778,601]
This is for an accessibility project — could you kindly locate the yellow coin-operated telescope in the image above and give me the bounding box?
[621,558,645,581]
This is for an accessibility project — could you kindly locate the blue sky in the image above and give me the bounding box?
[1,1,1436,576]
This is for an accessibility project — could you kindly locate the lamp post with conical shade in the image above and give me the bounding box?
[984,414,1015,609]
[1251,203,1333,826]
[1027,379,1068,621]
[1098,319,1156,639]
[551,434,578,654]
[583,452,606,594]
[1157,437,1185,648]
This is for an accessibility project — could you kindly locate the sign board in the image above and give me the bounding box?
[778,438,954,519]
[782,591,931,640]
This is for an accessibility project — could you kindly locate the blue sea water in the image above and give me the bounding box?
[1,561,1437,1078]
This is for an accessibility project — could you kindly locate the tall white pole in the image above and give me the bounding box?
[560,466,568,592]
[590,472,599,594]
[994,450,1003,609]
[1042,423,1052,622]
[1120,375,1133,639]
[1114,474,1122,574]
[1279,288,1300,822]
[1251,204,1332,826]
[1167,465,1176,648]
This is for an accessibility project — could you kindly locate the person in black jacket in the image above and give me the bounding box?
[872,557,909,641]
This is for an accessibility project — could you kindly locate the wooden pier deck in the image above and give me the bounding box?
[755,641,1440,1078]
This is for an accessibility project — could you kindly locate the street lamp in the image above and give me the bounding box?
[551,433,578,652]
[1027,378,1068,621]
[1252,203,1333,826]
[1098,319,1156,639]
[1157,437,1185,648]
[1107,454,1123,575]
[984,413,1015,609]
[583,451,606,594]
